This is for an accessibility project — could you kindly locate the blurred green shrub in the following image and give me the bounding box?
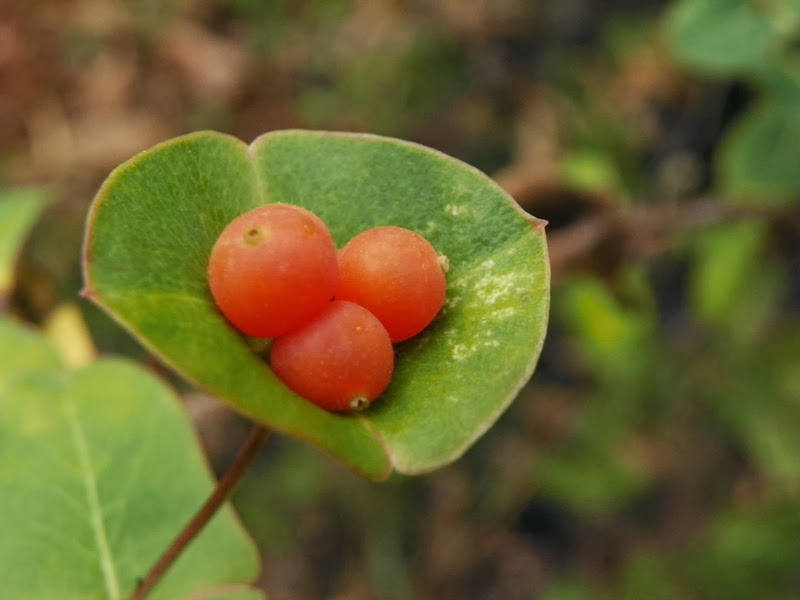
[665,0,800,202]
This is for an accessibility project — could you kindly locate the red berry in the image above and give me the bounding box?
[270,300,394,412]
[208,204,338,338]
[336,226,446,342]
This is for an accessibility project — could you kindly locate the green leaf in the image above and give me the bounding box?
[0,319,261,600]
[719,101,800,202]
[664,0,781,75]
[559,272,654,382]
[83,130,550,478]
[690,220,768,325]
[753,60,800,104]
[560,148,622,194]
[0,187,48,298]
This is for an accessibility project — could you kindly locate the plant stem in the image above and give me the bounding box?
[129,424,270,600]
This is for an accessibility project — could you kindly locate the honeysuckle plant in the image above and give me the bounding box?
[2,130,550,599]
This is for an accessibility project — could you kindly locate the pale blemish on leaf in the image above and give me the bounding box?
[442,246,540,364]
[487,307,517,321]
[464,270,529,307]
[444,203,469,218]
[420,220,437,236]
[451,342,478,361]
[444,395,461,408]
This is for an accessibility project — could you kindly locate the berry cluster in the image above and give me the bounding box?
[207,204,447,412]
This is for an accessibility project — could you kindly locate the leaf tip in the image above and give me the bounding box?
[516,205,548,232]
[530,216,548,231]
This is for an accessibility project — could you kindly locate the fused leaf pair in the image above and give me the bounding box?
[83,130,550,479]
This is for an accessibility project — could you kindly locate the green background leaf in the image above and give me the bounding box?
[83,130,550,478]
[719,101,800,202]
[664,0,781,75]
[0,319,261,600]
[0,187,48,298]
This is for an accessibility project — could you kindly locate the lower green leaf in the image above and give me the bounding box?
[0,319,261,600]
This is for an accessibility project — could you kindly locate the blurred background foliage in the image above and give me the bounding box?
[1,1,799,599]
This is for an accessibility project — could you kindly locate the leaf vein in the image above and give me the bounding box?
[66,405,121,600]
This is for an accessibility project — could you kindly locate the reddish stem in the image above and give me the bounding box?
[129,424,270,600]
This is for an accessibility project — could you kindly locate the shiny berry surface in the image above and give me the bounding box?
[208,203,338,338]
[270,300,394,412]
[336,226,446,342]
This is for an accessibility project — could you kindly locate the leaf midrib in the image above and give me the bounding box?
[66,402,121,600]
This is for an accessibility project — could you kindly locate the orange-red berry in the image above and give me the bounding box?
[336,226,446,342]
[208,204,338,338]
[270,300,394,412]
